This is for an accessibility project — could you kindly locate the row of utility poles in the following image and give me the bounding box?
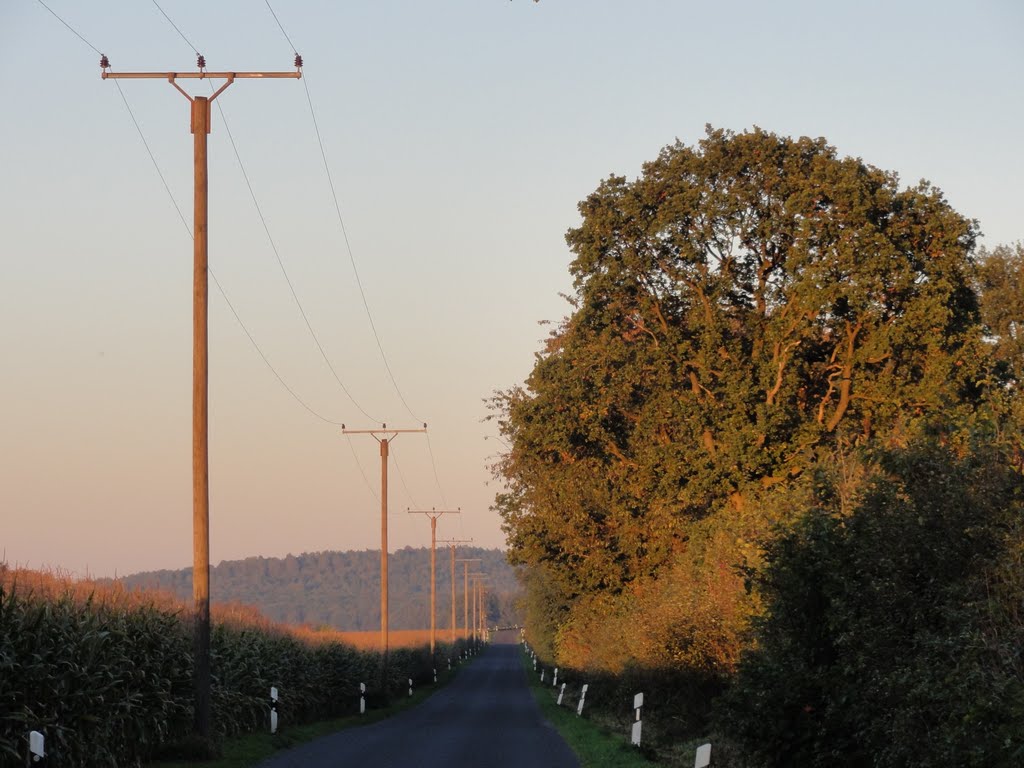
[99,54,497,744]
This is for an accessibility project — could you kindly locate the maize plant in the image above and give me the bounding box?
[0,571,444,766]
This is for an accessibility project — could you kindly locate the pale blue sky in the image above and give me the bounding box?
[2,1,1021,577]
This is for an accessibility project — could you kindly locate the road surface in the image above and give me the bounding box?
[255,630,580,768]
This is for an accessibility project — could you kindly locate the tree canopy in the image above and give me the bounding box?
[493,126,991,670]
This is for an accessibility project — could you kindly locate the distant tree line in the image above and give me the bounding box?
[114,547,521,632]
[493,127,1024,764]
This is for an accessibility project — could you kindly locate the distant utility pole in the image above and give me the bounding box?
[456,558,481,641]
[343,424,427,675]
[101,54,301,742]
[478,581,489,639]
[439,539,472,642]
[407,508,460,656]
[469,572,488,645]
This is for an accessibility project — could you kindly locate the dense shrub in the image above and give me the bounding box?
[720,443,1024,767]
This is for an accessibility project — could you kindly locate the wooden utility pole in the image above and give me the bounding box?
[343,424,427,675]
[480,582,492,640]
[407,508,460,656]
[456,558,481,641]
[469,572,488,645]
[101,55,301,741]
[439,539,472,642]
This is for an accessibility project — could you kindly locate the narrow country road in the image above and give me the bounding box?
[255,630,580,768]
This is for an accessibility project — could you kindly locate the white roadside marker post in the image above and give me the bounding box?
[270,687,279,734]
[631,692,643,747]
[29,731,45,763]
[540,668,545,683]
[695,742,712,768]
[576,684,589,716]
[434,668,438,683]
[557,683,566,706]
[553,667,559,687]
[359,682,366,715]
[409,678,413,697]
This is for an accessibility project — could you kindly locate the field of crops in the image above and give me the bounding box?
[0,567,469,767]
[326,629,470,650]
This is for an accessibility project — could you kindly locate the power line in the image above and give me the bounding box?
[426,432,450,509]
[111,80,191,238]
[263,0,299,56]
[36,0,101,55]
[389,443,420,510]
[212,95,378,422]
[299,76,422,422]
[346,434,380,503]
[262,0,422,423]
[210,272,344,426]
[261,2,456,509]
[150,0,200,54]
[117,79,345,427]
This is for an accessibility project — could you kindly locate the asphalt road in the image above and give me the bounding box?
[255,630,580,768]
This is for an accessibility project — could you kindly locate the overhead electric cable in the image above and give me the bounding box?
[300,77,420,422]
[388,444,420,510]
[121,84,345,427]
[150,0,200,54]
[213,96,377,422]
[425,433,450,509]
[262,1,456,510]
[346,434,380,503]
[262,0,422,423]
[263,0,299,55]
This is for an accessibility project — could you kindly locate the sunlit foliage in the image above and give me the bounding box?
[494,126,988,672]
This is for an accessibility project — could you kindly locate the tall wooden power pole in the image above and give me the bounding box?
[439,539,472,642]
[101,56,301,741]
[408,509,459,656]
[343,424,427,676]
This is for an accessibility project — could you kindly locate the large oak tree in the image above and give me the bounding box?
[494,127,988,669]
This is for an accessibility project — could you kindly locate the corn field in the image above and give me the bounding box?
[0,569,467,766]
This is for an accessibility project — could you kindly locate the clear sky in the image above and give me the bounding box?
[2,0,1022,578]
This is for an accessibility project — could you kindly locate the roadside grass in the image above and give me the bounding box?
[146,660,469,768]
[522,651,654,768]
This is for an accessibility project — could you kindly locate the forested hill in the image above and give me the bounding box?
[115,547,520,631]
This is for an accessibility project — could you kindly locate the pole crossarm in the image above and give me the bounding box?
[407,508,460,520]
[102,71,302,80]
[342,423,425,436]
